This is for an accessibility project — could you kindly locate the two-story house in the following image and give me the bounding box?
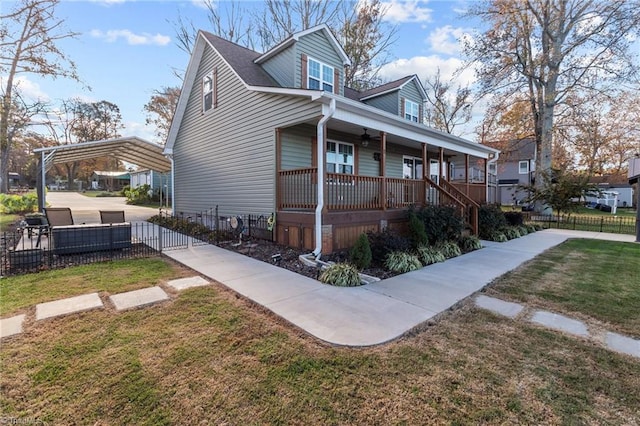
[485,138,536,206]
[164,25,499,255]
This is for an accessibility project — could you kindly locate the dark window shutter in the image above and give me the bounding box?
[418,103,423,124]
[301,54,308,89]
[333,68,340,94]
[400,97,405,118]
[213,67,218,109]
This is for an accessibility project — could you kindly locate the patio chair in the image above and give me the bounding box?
[44,207,74,227]
[100,210,126,224]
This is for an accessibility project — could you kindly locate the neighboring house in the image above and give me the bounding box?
[130,169,172,201]
[91,171,130,191]
[586,175,634,208]
[486,139,536,206]
[165,24,499,254]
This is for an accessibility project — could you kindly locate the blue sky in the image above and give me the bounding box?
[8,0,483,143]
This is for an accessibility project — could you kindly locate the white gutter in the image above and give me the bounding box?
[312,98,336,259]
[486,151,500,203]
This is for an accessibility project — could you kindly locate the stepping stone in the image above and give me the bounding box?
[110,286,169,311]
[166,276,210,291]
[36,293,104,321]
[475,295,524,318]
[530,311,588,337]
[1,314,26,339]
[606,332,640,358]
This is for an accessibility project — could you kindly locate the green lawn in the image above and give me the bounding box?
[486,239,640,338]
[0,213,19,232]
[1,241,639,424]
[0,258,192,315]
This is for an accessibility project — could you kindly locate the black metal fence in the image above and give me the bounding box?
[523,213,637,235]
[152,207,274,246]
[1,222,160,276]
[1,207,276,276]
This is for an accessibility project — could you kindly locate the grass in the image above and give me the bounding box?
[79,191,123,198]
[0,258,193,315]
[1,241,639,423]
[0,213,19,231]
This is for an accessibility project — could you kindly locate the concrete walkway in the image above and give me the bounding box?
[160,228,635,346]
[1,228,637,352]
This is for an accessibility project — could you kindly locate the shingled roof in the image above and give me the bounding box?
[201,31,279,87]
[358,76,415,100]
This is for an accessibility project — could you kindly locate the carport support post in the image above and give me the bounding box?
[38,151,46,211]
[636,183,640,242]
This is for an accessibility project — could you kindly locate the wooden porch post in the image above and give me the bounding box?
[422,143,428,179]
[484,158,489,204]
[464,153,470,196]
[275,128,282,210]
[380,131,387,210]
[439,147,444,180]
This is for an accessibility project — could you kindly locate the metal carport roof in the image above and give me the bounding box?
[34,136,171,173]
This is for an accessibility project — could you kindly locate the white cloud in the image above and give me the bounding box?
[378,55,476,87]
[0,75,50,102]
[191,0,214,10]
[382,0,433,23]
[426,25,472,55]
[125,120,156,142]
[90,29,171,46]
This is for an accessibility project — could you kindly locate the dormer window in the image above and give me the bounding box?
[404,99,420,122]
[308,58,334,92]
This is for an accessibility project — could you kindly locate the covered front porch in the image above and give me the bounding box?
[273,113,497,252]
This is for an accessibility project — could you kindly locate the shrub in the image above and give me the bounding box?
[385,251,422,273]
[532,223,544,231]
[415,205,465,244]
[526,224,538,233]
[367,228,411,267]
[407,211,428,248]
[517,226,529,236]
[436,241,462,259]
[349,233,372,270]
[0,192,38,214]
[479,205,507,239]
[416,245,446,265]
[123,184,152,205]
[504,211,524,226]
[458,235,482,253]
[319,263,362,287]
[490,231,508,242]
[503,227,521,240]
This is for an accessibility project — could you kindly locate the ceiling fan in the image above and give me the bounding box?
[360,128,380,147]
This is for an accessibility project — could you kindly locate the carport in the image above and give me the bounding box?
[33,136,172,211]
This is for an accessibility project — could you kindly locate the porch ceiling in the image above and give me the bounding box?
[321,118,477,158]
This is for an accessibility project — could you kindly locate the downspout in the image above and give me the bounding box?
[487,151,500,203]
[312,98,336,259]
[169,155,175,214]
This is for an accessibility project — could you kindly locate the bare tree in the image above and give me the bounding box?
[339,0,397,90]
[0,0,79,193]
[143,86,180,145]
[466,0,640,211]
[423,68,472,135]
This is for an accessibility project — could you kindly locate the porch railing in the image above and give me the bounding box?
[277,168,481,234]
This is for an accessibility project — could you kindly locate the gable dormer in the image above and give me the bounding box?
[254,24,351,96]
[359,75,427,124]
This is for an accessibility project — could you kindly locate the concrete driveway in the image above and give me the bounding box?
[45,191,161,223]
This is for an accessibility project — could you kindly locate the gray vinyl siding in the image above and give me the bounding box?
[295,31,344,95]
[172,43,320,216]
[362,92,398,115]
[399,80,424,123]
[261,45,295,87]
[281,124,315,169]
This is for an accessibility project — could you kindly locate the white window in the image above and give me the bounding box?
[405,99,420,122]
[203,74,213,112]
[308,58,334,92]
[326,141,353,174]
[488,163,497,174]
[403,156,423,179]
[519,160,529,174]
